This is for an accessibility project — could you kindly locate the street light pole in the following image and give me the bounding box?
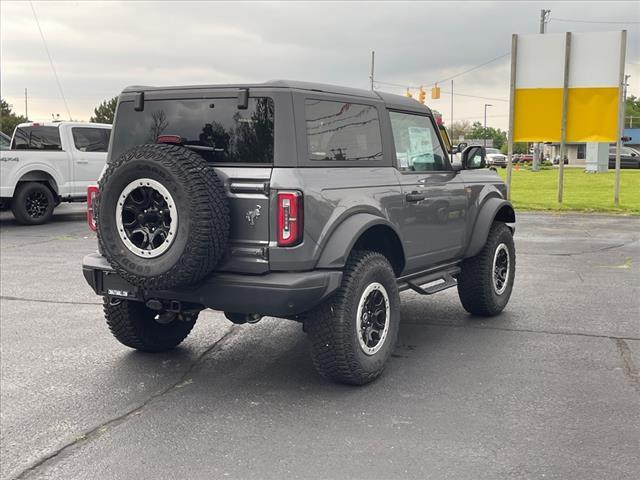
[484,104,492,147]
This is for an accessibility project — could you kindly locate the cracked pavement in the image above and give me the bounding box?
[1,205,639,480]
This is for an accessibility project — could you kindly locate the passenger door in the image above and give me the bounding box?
[69,127,110,195]
[389,111,468,272]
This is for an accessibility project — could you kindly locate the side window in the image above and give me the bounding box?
[72,128,111,152]
[10,126,62,151]
[389,111,448,172]
[305,100,382,162]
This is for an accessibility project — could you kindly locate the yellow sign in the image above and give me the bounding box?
[513,31,622,143]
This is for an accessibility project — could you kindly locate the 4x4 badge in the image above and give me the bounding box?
[245,205,262,226]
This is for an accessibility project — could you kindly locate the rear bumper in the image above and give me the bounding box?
[82,253,342,317]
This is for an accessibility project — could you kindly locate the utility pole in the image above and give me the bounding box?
[484,103,492,147]
[533,9,551,172]
[24,88,28,120]
[450,79,454,139]
[369,51,375,91]
[539,9,550,34]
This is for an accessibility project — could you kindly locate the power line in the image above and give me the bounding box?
[374,52,510,91]
[551,17,640,25]
[29,1,72,120]
[432,53,510,85]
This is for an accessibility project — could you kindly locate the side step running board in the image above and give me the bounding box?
[398,266,461,295]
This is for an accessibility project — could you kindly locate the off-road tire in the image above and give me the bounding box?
[457,221,515,316]
[97,144,229,290]
[305,251,400,385]
[104,298,197,352]
[11,182,55,225]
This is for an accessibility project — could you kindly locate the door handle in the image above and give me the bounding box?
[405,192,426,203]
[76,160,89,164]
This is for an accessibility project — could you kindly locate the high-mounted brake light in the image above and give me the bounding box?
[87,185,99,231]
[156,135,183,145]
[277,191,303,247]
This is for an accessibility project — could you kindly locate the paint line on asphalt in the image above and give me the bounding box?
[13,325,239,480]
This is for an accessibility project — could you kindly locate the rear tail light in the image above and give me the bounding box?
[87,185,99,231]
[277,191,303,247]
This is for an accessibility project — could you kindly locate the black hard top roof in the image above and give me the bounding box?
[122,80,431,114]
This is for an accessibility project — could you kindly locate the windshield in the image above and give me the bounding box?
[111,97,274,164]
[486,148,501,154]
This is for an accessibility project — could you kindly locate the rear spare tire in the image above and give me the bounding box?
[97,144,229,290]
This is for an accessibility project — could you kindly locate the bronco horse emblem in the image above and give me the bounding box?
[245,205,262,226]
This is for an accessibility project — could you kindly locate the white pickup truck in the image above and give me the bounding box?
[0,121,111,224]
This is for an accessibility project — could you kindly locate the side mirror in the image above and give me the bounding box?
[461,146,486,169]
[452,142,468,154]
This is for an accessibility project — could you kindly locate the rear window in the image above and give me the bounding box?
[305,100,382,162]
[111,98,274,164]
[11,126,62,151]
[72,127,111,152]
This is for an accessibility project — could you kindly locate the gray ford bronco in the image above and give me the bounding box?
[83,80,515,385]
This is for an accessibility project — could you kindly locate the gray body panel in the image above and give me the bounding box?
[84,80,514,316]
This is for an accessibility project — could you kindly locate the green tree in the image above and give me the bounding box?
[90,96,118,124]
[470,121,507,149]
[501,142,529,154]
[0,98,27,136]
[625,94,640,128]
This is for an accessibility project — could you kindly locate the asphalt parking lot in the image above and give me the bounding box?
[1,204,638,480]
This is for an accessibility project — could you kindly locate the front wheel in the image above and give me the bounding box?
[305,251,400,385]
[11,182,55,225]
[457,222,515,316]
[104,298,197,352]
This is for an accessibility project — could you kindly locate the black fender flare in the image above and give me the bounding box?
[316,213,404,270]
[464,197,515,258]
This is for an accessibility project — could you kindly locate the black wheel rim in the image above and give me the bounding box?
[121,186,172,252]
[357,283,390,355]
[492,243,510,295]
[25,190,49,219]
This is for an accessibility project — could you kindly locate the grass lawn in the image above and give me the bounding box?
[496,167,640,215]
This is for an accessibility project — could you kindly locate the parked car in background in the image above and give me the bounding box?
[0,131,10,150]
[0,122,111,224]
[485,148,507,168]
[518,153,533,164]
[608,145,640,169]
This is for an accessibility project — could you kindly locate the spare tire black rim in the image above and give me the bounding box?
[356,282,390,355]
[25,190,49,219]
[116,178,178,258]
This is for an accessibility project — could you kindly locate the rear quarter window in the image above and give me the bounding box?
[305,100,382,163]
[11,126,63,151]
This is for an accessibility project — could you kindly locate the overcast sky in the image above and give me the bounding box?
[1,1,639,130]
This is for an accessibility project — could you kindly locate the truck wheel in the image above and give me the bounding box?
[104,298,197,352]
[97,144,229,290]
[305,251,400,385]
[457,222,515,316]
[11,182,55,225]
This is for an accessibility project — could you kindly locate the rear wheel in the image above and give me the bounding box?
[457,222,515,316]
[11,182,55,225]
[104,298,197,352]
[305,251,400,385]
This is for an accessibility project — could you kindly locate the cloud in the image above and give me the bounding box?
[1,0,638,127]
